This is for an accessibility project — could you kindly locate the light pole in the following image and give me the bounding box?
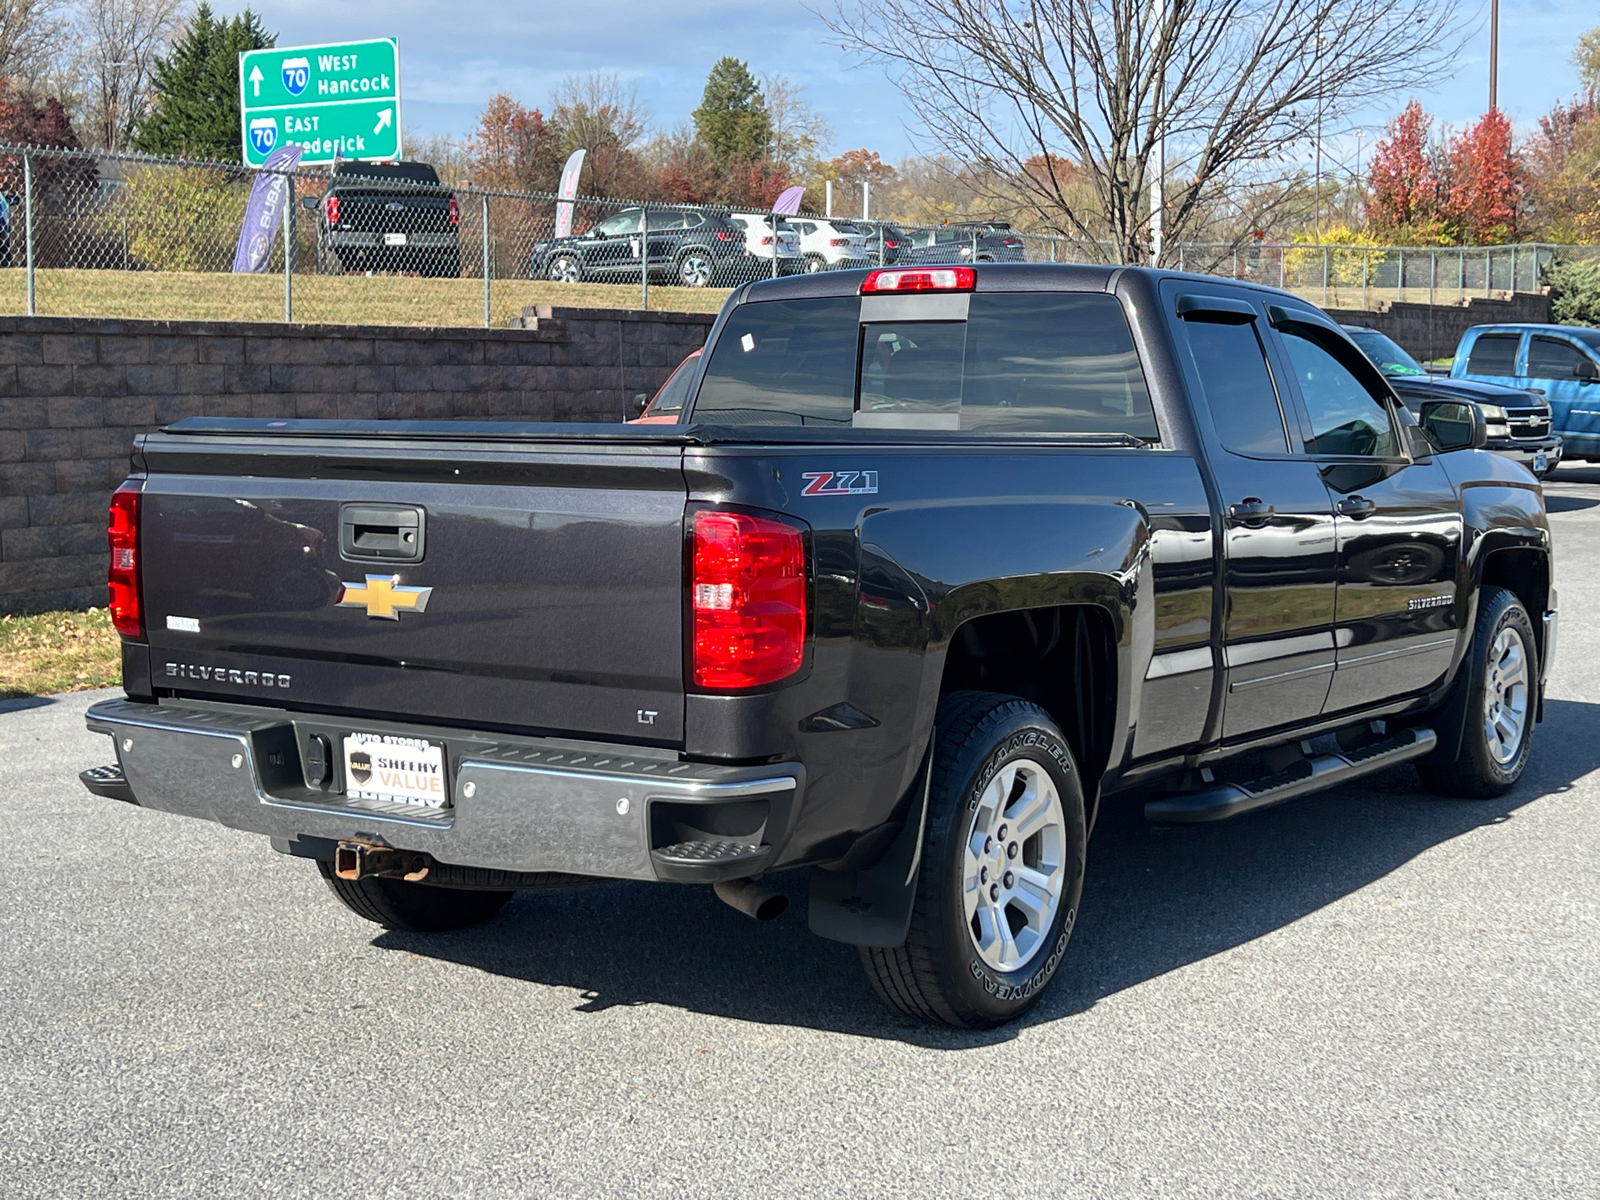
[1149,0,1166,266]
[1354,129,1365,225]
[1489,0,1499,110]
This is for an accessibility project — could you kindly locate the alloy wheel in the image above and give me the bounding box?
[678,252,712,287]
[1483,625,1530,765]
[961,757,1067,972]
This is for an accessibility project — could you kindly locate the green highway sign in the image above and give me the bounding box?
[239,38,401,166]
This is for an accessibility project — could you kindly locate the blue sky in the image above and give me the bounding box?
[250,0,1598,166]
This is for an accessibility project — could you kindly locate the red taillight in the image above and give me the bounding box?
[860,266,976,293]
[325,194,340,225]
[691,510,806,690]
[108,481,142,638]
[760,235,774,246]
[829,238,850,246]
[448,197,460,226]
[716,230,736,241]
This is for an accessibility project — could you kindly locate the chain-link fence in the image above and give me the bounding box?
[0,144,1587,329]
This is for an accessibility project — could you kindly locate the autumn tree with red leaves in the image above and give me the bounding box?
[468,93,564,193]
[1368,99,1526,244]
[1444,108,1523,242]
[1367,100,1444,240]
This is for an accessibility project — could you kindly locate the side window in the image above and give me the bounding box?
[1528,337,1589,380]
[693,298,860,425]
[1278,327,1399,457]
[592,211,639,237]
[646,211,686,231]
[1181,318,1289,455]
[1466,334,1520,376]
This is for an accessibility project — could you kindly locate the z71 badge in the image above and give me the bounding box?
[801,470,879,497]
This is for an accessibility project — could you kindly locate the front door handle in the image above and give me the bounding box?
[1337,495,1377,517]
[1227,497,1275,526]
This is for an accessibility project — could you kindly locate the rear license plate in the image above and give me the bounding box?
[343,734,449,809]
[384,232,408,246]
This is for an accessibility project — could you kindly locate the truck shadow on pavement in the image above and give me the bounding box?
[378,697,1600,1047]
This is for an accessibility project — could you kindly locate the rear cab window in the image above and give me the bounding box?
[690,290,1159,438]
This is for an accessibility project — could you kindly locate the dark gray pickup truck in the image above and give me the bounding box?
[82,264,1556,1027]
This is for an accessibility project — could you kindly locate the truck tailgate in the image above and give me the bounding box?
[136,425,688,743]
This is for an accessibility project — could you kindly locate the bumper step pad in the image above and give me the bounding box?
[651,839,767,867]
[79,763,136,804]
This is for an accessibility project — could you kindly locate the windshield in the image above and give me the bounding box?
[1347,329,1427,377]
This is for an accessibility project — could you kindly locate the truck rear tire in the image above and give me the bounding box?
[317,859,514,932]
[858,691,1087,1028]
[1416,586,1537,799]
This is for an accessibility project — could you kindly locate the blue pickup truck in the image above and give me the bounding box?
[1453,324,1600,462]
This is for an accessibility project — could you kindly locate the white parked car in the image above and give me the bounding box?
[791,218,870,272]
[729,213,804,277]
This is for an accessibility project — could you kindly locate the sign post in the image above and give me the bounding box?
[239,38,401,166]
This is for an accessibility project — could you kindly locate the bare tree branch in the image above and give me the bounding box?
[819,0,1467,261]
[73,0,183,151]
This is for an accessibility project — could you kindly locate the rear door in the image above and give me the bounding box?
[1521,333,1600,457]
[1167,284,1339,740]
[1264,309,1463,713]
[139,436,688,743]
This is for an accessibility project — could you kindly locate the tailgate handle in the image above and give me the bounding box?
[340,504,425,562]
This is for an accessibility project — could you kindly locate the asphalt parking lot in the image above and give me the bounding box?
[3,466,1599,1199]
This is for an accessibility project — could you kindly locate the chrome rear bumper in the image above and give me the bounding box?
[85,699,801,883]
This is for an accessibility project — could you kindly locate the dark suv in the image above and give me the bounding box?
[902,221,1028,264]
[530,207,750,288]
[309,161,460,278]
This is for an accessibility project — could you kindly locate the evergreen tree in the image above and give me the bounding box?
[691,58,770,163]
[135,4,274,161]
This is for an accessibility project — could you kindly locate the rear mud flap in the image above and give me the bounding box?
[808,733,933,948]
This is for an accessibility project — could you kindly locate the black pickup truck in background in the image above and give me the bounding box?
[1343,324,1563,479]
[305,160,461,278]
[81,264,1556,1028]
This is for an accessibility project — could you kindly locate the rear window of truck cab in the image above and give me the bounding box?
[691,291,1158,437]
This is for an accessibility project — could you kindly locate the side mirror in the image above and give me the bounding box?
[1575,359,1598,384]
[1419,400,1488,452]
[301,196,319,211]
[629,392,650,419]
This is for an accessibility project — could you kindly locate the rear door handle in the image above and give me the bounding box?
[1337,495,1377,517]
[1227,498,1274,525]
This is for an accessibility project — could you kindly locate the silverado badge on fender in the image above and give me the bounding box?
[337,574,433,619]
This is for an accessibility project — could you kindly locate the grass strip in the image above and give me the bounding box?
[0,267,730,326]
[0,609,121,700]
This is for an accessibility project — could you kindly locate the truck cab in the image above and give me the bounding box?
[1452,323,1600,461]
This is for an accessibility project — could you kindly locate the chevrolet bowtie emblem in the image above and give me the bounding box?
[337,574,433,619]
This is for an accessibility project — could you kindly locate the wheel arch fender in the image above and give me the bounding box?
[854,499,1153,795]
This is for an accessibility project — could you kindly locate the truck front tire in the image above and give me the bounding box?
[1417,586,1538,799]
[317,860,515,932]
[859,691,1087,1028]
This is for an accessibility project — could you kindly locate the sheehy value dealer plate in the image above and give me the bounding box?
[342,733,449,809]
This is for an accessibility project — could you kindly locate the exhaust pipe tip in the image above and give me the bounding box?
[714,878,788,922]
